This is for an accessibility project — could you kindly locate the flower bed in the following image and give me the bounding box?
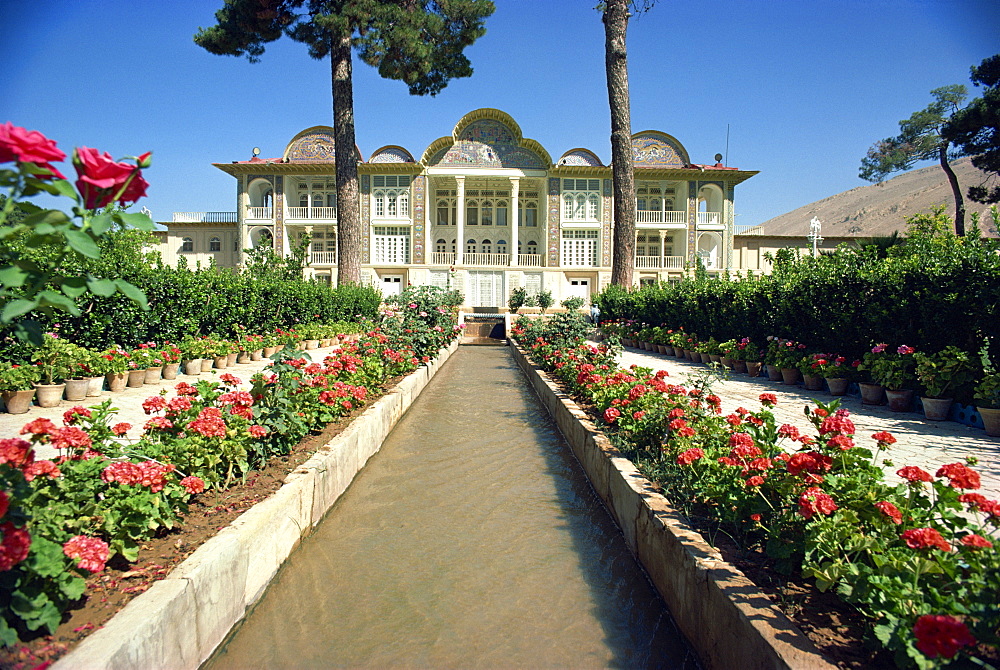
[0,287,463,660]
[513,315,999,669]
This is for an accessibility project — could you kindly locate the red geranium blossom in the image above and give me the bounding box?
[901,527,951,552]
[63,535,109,573]
[111,422,132,436]
[798,487,838,519]
[959,534,993,549]
[874,500,903,524]
[19,418,57,437]
[787,451,832,476]
[897,466,932,483]
[745,475,765,487]
[935,463,981,490]
[676,448,704,465]
[0,522,31,571]
[603,407,621,423]
[0,438,34,469]
[180,476,206,495]
[913,615,975,659]
[22,460,60,482]
[758,393,777,407]
[871,431,896,445]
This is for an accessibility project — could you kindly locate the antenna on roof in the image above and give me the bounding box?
[725,124,730,166]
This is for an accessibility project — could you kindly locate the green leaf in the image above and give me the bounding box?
[0,618,17,647]
[21,209,71,228]
[117,212,154,231]
[60,277,88,299]
[89,213,113,236]
[12,320,43,345]
[0,298,38,322]
[36,289,80,313]
[64,229,101,259]
[115,279,149,310]
[0,265,28,288]
[50,179,79,201]
[87,277,117,296]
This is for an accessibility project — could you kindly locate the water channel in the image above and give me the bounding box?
[204,346,695,669]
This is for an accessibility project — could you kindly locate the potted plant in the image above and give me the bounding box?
[806,353,852,396]
[160,342,182,379]
[101,346,131,391]
[0,361,41,414]
[30,333,76,406]
[78,348,110,397]
[734,337,761,376]
[913,346,976,421]
[859,344,917,411]
[770,337,806,385]
[796,353,826,391]
[973,349,1000,437]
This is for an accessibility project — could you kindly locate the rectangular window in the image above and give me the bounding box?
[561,229,599,266]
[561,180,601,222]
[372,226,410,264]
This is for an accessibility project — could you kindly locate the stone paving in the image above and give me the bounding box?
[615,344,1000,501]
[0,345,341,462]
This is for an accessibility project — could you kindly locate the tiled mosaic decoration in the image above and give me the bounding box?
[558,149,603,167]
[632,132,687,168]
[361,174,370,263]
[286,131,337,162]
[413,175,425,264]
[547,178,560,266]
[429,119,546,169]
[370,146,414,163]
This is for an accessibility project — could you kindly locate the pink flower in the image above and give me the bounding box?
[180,476,205,495]
[871,343,887,353]
[897,345,915,355]
[73,146,149,209]
[0,122,66,179]
[63,535,109,573]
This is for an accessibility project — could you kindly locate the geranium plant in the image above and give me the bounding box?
[859,344,917,390]
[0,123,153,344]
[803,353,853,379]
[914,346,976,398]
[29,333,78,384]
[0,360,40,392]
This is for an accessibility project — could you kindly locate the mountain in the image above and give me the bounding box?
[753,157,997,238]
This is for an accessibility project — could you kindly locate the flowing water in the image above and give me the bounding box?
[204,346,695,669]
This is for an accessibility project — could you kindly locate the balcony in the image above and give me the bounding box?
[286,206,338,220]
[696,211,723,228]
[429,253,544,268]
[518,254,543,267]
[431,252,457,265]
[247,206,273,220]
[635,255,686,270]
[310,252,337,265]
[172,212,237,223]
[463,253,510,267]
[636,210,687,225]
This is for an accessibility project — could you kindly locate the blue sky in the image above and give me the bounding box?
[3,0,998,231]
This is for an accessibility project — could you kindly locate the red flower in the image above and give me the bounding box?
[748,457,773,471]
[0,122,66,179]
[874,500,902,524]
[935,463,981,490]
[812,408,829,418]
[0,522,31,571]
[19,418,57,437]
[959,534,992,549]
[22,460,60,482]
[111,423,132,436]
[144,416,174,431]
[603,407,621,423]
[826,434,855,450]
[142,396,167,414]
[174,382,199,396]
[745,475,765,487]
[897,466,932,483]
[798,487,837,519]
[728,433,754,448]
[759,393,777,407]
[0,438,34,469]
[820,414,855,436]
[632,410,646,421]
[63,535,109,573]
[901,527,951,552]
[220,373,242,385]
[248,425,267,437]
[180,476,206,495]
[62,406,92,425]
[777,424,800,440]
[750,513,762,522]
[787,451,832,476]
[676,448,704,465]
[871,431,896,445]
[0,491,8,519]
[73,146,149,209]
[913,615,975,659]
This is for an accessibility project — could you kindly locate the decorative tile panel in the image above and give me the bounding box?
[632,131,688,168]
[361,175,370,263]
[557,149,602,167]
[602,181,612,266]
[430,119,546,169]
[286,131,336,162]
[412,175,425,264]
[687,181,697,262]
[370,146,414,163]
[275,176,284,251]
[547,178,561,267]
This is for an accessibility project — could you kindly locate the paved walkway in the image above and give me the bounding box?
[0,345,341,462]
[615,344,1000,501]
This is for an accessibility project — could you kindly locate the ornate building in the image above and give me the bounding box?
[161,108,757,307]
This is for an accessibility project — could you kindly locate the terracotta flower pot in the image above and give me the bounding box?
[64,378,89,401]
[87,375,105,397]
[127,369,145,388]
[144,366,162,384]
[700,353,712,364]
[720,356,735,369]
[709,354,722,364]
[237,352,251,364]
[2,388,35,414]
[106,372,127,392]
[885,389,914,413]
[745,361,763,377]
[201,358,214,372]
[686,350,697,362]
[733,360,747,374]
[803,374,824,391]
[214,355,229,369]
[34,382,65,408]
[977,406,1000,437]
[826,377,849,396]
[227,352,238,366]
[859,382,885,406]
[920,396,953,421]
[780,368,800,385]
[162,362,180,380]
[305,339,319,350]
[262,346,278,357]
[183,359,202,376]
[251,350,264,361]
[766,364,782,381]
[320,338,333,348]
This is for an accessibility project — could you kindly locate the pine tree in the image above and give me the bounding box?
[195,0,494,285]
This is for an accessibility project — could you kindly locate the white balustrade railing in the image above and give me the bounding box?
[636,210,688,224]
[310,252,337,265]
[286,206,338,220]
[431,252,456,265]
[517,254,543,267]
[172,211,237,223]
[697,211,722,226]
[634,255,686,270]
[463,253,510,267]
[246,206,273,220]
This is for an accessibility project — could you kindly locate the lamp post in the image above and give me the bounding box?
[807,217,823,257]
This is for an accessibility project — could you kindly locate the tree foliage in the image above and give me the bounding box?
[946,53,1000,205]
[860,85,969,235]
[194,0,494,285]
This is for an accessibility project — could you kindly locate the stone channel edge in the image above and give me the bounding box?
[510,341,836,670]
[52,338,461,670]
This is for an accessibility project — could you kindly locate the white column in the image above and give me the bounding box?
[237,175,248,267]
[509,177,519,267]
[455,176,465,266]
[659,230,666,268]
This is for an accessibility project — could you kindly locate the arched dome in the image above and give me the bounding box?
[369,145,415,163]
[421,108,551,169]
[283,126,363,163]
[631,131,690,168]
[557,148,604,167]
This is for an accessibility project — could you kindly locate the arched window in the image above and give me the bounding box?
[466,200,479,226]
[519,201,537,227]
[562,179,601,222]
[481,239,492,254]
[435,238,447,253]
[496,239,507,254]
[209,236,221,252]
[496,200,508,226]
[466,238,476,254]
[526,241,538,255]
[436,199,453,225]
[181,237,193,253]
[372,175,410,219]
[481,200,493,226]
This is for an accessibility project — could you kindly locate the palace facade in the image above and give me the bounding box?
[161,108,757,307]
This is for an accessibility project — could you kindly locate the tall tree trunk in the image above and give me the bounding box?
[332,32,362,285]
[939,144,966,236]
[604,0,635,287]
